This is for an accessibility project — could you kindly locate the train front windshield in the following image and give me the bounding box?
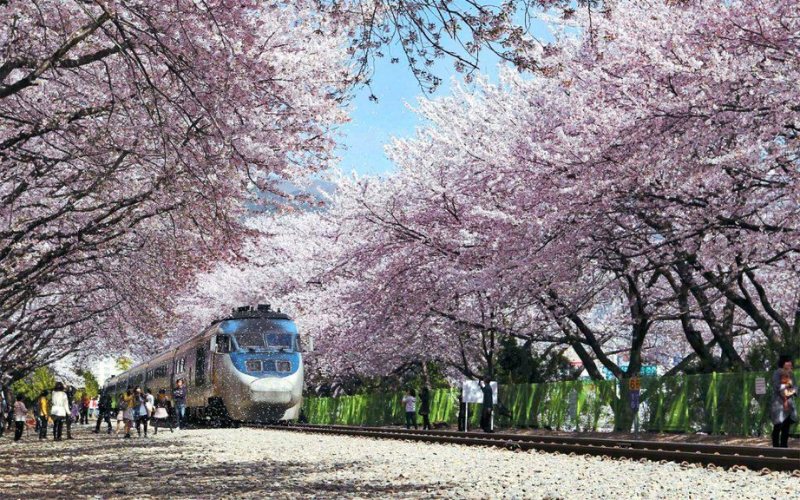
[218,318,297,352]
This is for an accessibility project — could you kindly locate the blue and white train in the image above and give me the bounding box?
[102,304,308,423]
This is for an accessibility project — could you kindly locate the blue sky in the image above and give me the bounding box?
[335,47,502,177]
[335,16,554,177]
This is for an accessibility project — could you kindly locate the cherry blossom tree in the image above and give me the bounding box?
[342,0,629,95]
[179,0,799,395]
[532,0,800,363]
[0,0,351,379]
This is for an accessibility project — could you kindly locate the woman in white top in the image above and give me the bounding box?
[145,388,155,416]
[50,382,70,441]
[401,389,418,430]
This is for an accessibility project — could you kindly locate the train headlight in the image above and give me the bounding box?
[276,361,291,373]
[246,360,263,372]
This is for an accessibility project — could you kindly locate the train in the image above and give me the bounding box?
[102,304,308,423]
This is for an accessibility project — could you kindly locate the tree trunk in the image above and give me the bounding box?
[613,383,636,432]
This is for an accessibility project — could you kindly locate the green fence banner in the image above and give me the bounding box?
[302,370,799,436]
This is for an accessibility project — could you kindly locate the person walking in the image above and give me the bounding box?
[122,388,135,438]
[401,389,417,430]
[771,354,797,448]
[37,390,49,440]
[0,389,6,438]
[479,377,494,433]
[145,388,155,419]
[50,382,70,441]
[115,393,126,435]
[70,399,80,427]
[152,389,174,435]
[134,387,149,437]
[13,394,27,442]
[5,391,13,433]
[89,397,98,420]
[93,390,113,434]
[80,393,90,424]
[419,386,432,430]
[457,391,466,431]
[173,379,187,430]
[64,384,76,439]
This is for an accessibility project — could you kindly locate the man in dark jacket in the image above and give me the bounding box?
[93,390,113,434]
[457,391,466,431]
[479,378,494,433]
[173,379,187,429]
[419,386,432,430]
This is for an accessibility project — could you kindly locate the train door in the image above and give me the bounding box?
[195,346,206,386]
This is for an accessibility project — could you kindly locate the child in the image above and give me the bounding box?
[70,400,81,424]
[122,388,135,438]
[37,390,49,440]
[152,389,173,435]
[115,393,127,435]
[779,368,796,411]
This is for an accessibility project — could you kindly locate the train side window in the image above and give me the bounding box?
[216,334,231,353]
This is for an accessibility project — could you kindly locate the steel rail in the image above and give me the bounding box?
[291,423,798,459]
[245,423,800,472]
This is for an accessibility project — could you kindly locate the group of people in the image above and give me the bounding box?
[0,382,86,442]
[94,378,188,439]
[1,360,796,446]
[399,359,796,446]
[0,378,189,442]
[401,386,432,430]
[400,379,496,433]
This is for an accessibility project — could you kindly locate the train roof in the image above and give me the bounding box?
[211,304,291,323]
[104,304,292,385]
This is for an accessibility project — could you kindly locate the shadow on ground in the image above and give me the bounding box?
[0,430,445,498]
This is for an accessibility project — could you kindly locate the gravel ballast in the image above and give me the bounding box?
[0,426,797,498]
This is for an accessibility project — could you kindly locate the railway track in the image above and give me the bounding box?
[247,423,800,472]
